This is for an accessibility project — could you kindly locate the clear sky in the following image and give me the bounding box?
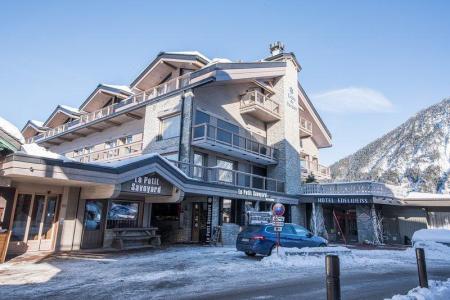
[1,1,449,165]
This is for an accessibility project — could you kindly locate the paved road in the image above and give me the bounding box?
[185,265,450,300]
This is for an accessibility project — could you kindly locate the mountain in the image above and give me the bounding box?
[330,98,450,193]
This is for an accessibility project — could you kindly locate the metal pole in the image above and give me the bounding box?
[326,255,341,300]
[416,248,428,288]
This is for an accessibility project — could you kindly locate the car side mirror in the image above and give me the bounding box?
[306,232,313,238]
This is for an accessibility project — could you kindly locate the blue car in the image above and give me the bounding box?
[236,223,328,256]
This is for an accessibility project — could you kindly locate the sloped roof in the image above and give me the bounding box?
[79,84,133,111]
[43,105,83,127]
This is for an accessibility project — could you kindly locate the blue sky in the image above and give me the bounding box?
[1,1,449,165]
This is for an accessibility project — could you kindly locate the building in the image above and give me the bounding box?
[0,43,332,254]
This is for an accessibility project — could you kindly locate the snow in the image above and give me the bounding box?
[29,120,44,128]
[102,84,133,94]
[20,143,72,161]
[389,279,450,300]
[0,116,25,143]
[412,229,450,244]
[405,192,450,200]
[1,244,450,299]
[59,105,81,114]
[164,51,210,62]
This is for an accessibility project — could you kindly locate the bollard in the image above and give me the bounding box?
[325,255,341,300]
[416,248,428,288]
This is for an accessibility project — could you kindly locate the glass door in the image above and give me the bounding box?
[9,194,60,252]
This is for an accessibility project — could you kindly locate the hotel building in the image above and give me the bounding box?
[0,43,448,255]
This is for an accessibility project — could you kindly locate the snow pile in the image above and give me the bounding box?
[262,242,450,269]
[0,116,25,143]
[389,279,450,300]
[20,143,72,161]
[412,229,450,244]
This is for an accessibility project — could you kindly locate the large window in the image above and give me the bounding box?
[193,110,210,139]
[11,194,32,241]
[221,199,235,224]
[107,200,139,229]
[217,119,239,145]
[193,152,205,179]
[160,114,181,140]
[217,158,234,183]
[152,204,180,221]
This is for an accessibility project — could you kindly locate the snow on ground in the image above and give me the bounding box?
[412,229,450,244]
[0,243,450,299]
[389,279,450,300]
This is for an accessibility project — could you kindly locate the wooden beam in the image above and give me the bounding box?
[162,61,178,70]
[105,120,121,126]
[86,125,103,132]
[58,137,73,142]
[45,141,60,146]
[71,132,87,138]
[125,112,142,120]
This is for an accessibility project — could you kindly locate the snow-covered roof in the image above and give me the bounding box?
[19,143,72,161]
[164,51,211,63]
[101,84,133,94]
[30,120,44,128]
[0,116,25,143]
[405,192,450,200]
[59,105,81,114]
[412,229,450,243]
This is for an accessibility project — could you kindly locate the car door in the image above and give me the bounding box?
[292,224,316,247]
[280,225,301,247]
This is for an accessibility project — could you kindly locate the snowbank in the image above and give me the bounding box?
[262,242,450,269]
[412,229,450,244]
[20,143,71,161]
[0,116,25,143]
[389,279,450,300]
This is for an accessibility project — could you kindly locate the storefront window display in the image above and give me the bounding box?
[107,201,139,229]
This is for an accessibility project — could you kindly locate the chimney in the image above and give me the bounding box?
[269,41,285,56]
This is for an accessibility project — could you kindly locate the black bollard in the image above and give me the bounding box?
[326,255,341,300]
[416,248,428,288]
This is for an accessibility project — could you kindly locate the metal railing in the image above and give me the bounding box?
[301,159,331,179]
[71,141,143,163]
[27,74,191,144]
[240,90,280,116]
[170,160,285,193]
[300,117,313,136]
[301,181,396,197]
[192,123,278,161]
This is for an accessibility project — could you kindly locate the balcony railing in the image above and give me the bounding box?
[300,117,313,137]
[240,90,280,121]
[26,74,191,144]
[71,141,143,163]
[192,123,278,162]
[301,159,331,180]
[170,160,285,193]
[301,181,396,197]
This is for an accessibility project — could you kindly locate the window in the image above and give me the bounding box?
[107,200,139,229]
[193,152,205,179]
[160,114,181,140]
[152,203,180,221]
[217,158,234,183]
[217,119,239,145]
[11,194,32,241]
[221,199,235,223]
[292,224,310,237]
[193,110,210,139]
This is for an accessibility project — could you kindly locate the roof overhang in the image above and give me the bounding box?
[43,105,82,128]
[79,84,133,112]
[130,52,210,91]
[0,153,298,204]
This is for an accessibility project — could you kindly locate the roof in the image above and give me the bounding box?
[43,105,83,127]
[130,51,210,89]
[79,84,134,111]
[264,52,302,71]
[22,119,47,133]
[0,116,25,144]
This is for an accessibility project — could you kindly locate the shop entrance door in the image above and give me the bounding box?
[191,202,207,243]
[81,200,107,249]
[9,194,60,252]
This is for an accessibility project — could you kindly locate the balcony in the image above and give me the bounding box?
[301,159,331,181]
[26,74,191,145]
[299,117,313,137]
[240,90,281,122]
[192,123,278,165]
[71,140,143,163]
[171,160,285,193]
[301,181,397,198]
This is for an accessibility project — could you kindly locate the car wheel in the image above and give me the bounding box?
[267,244,276,256]
[245,251,256,257]
[319,243,327,247]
